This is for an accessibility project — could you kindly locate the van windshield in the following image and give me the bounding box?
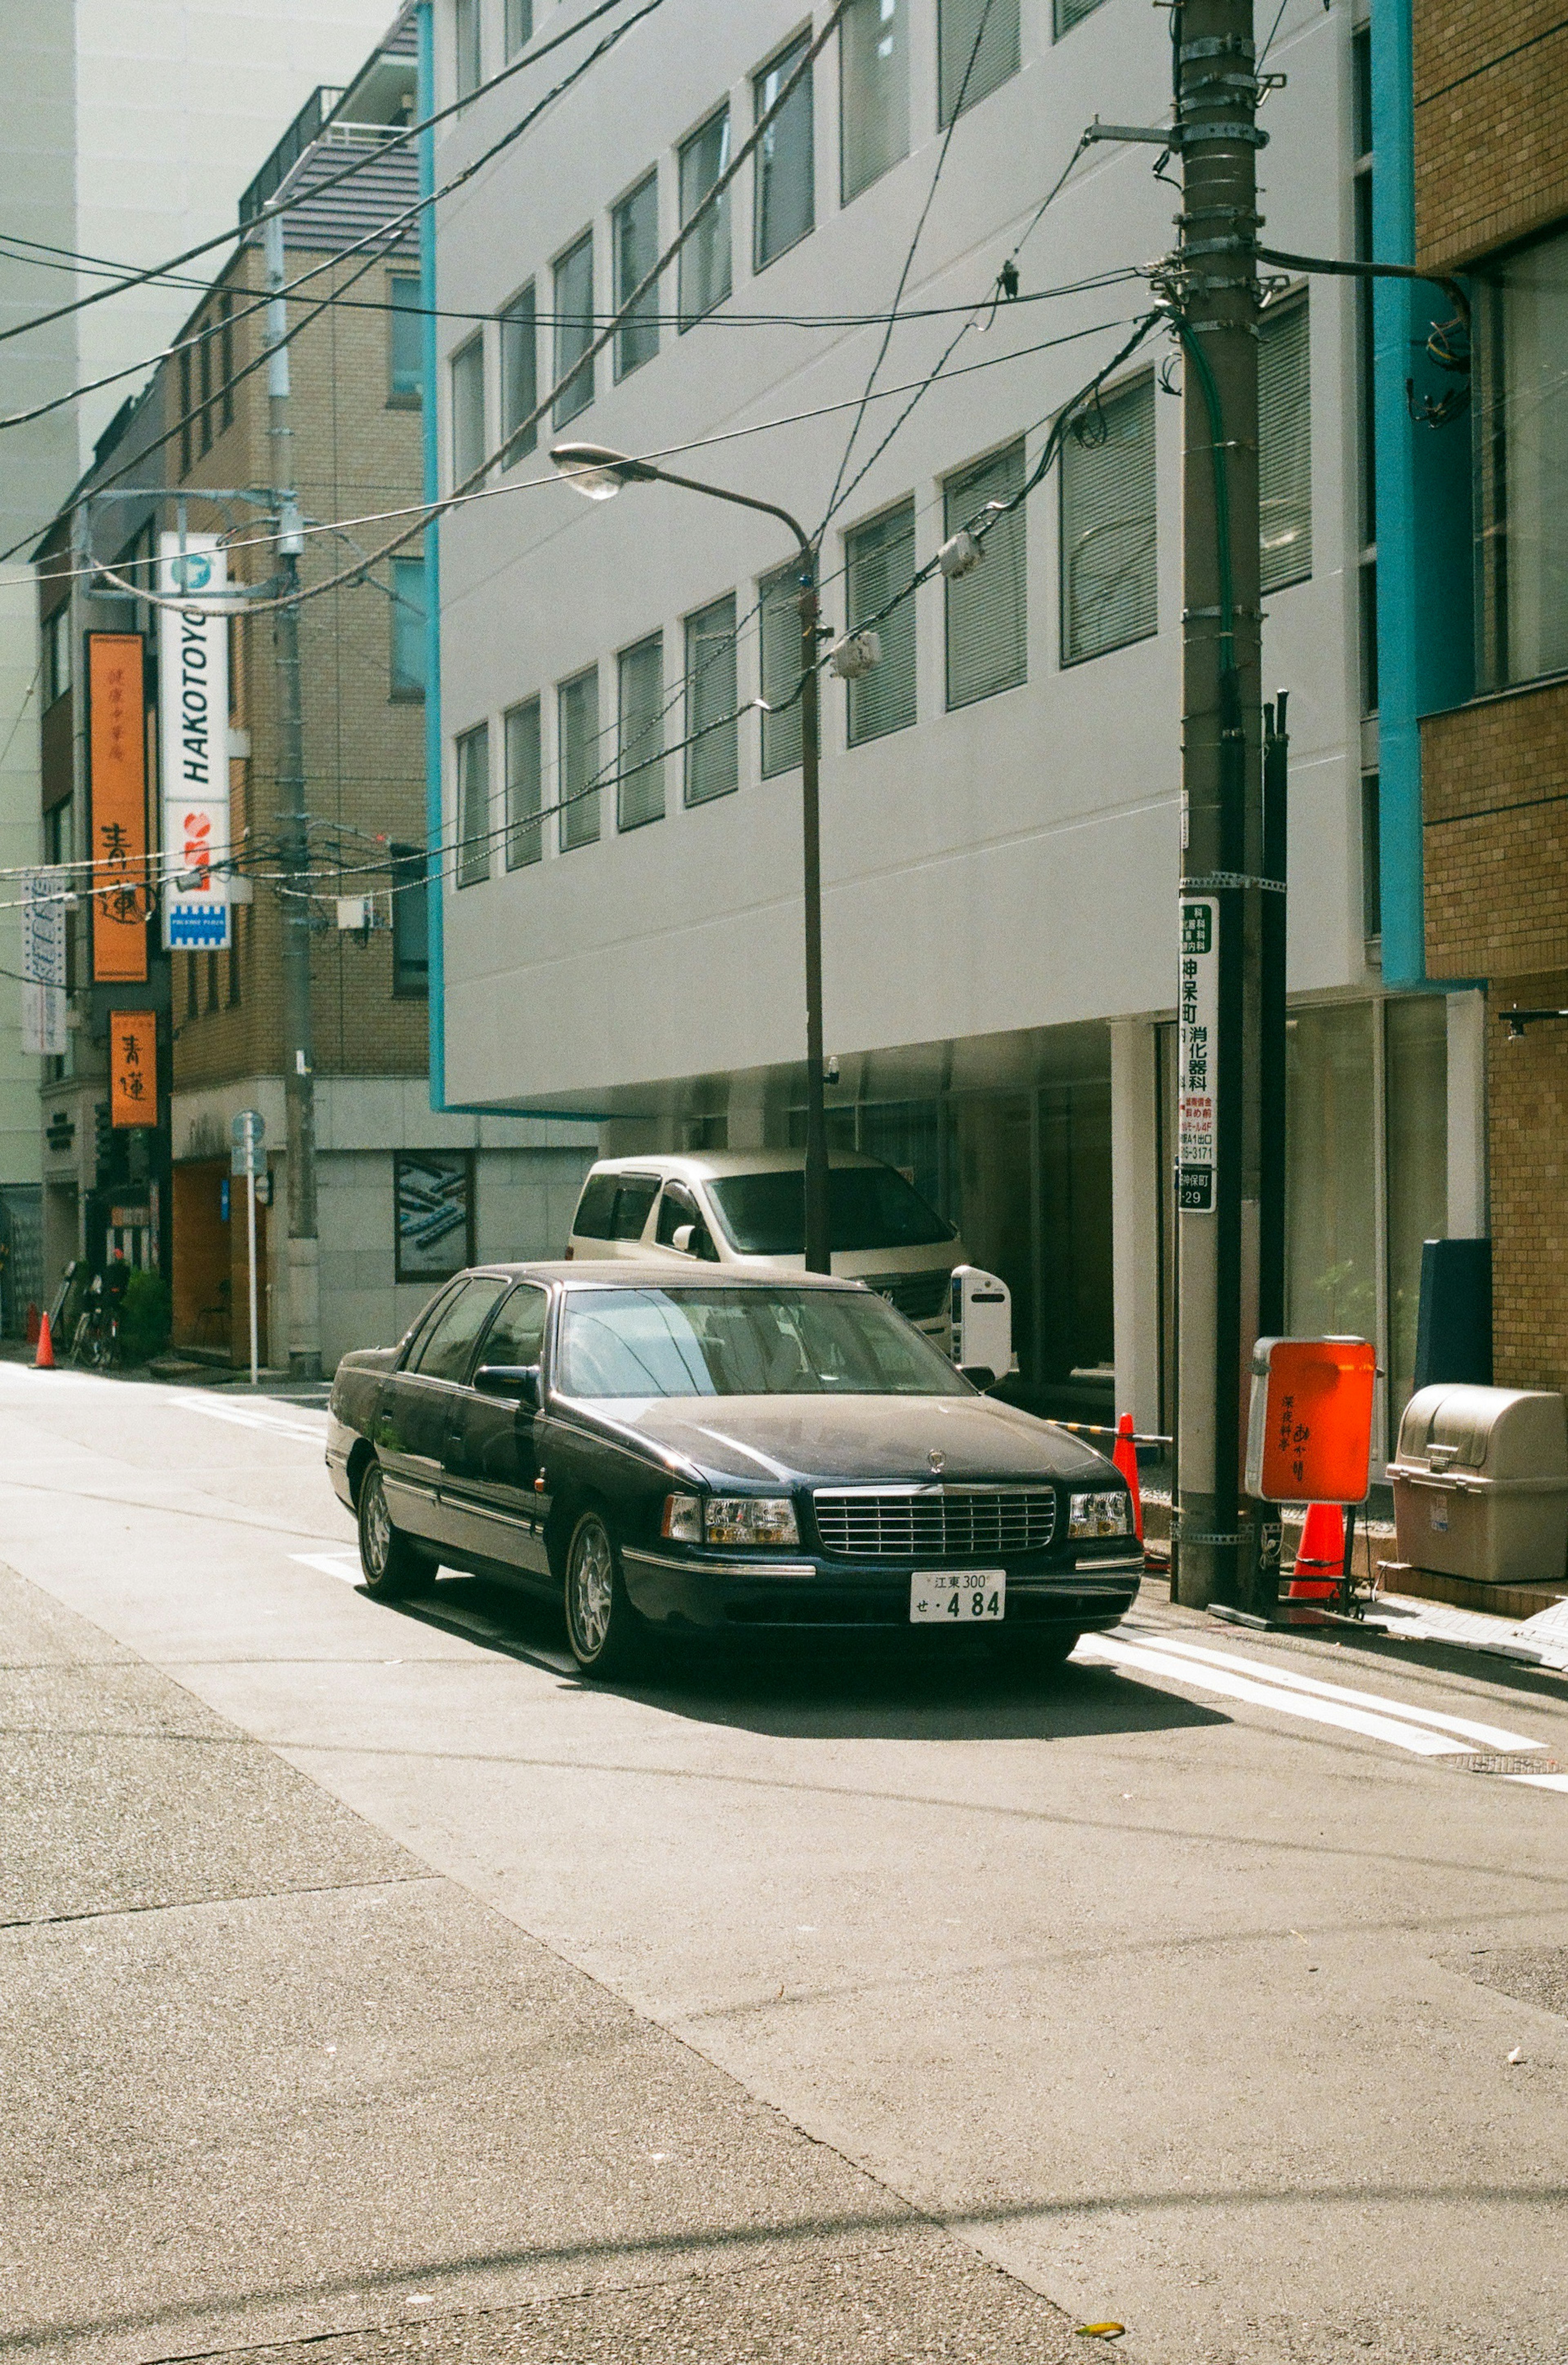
[706,1166,955,1256]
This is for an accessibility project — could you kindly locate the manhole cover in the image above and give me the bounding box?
[1461,1750,1559,1776]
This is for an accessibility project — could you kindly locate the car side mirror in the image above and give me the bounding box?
[958,1363,997,1392]
[474,1363,540,1410]
[671,1223,695,1255]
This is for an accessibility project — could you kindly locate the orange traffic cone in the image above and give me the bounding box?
[33,1310,55,1370]
[1112,1412,1144,1541]
[1287,1501,1343,1599]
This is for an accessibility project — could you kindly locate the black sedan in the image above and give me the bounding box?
[326,1263,1142,1677]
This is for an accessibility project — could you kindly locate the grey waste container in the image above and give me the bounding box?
[1388,1384,1568,1586]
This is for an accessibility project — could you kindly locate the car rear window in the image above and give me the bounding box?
[707,1167,955,1256]
[572,1171,660,1242]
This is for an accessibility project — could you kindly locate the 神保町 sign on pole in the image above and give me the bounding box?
[89,632,148,982]
[110,1009,158,1127]
[158,530,230,953]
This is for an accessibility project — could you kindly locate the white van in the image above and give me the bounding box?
[566,1150,964,1343]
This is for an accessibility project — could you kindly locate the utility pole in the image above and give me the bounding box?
[1172,0,1267,1611]
[263,211,320,1381]
[796,548,831,1278]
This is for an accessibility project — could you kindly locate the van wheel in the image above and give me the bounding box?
[357,1463,432,1599]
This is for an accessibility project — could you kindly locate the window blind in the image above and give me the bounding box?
[1259,294,1312,594]
[754,37,814,269]
[938,0,1019,127]
[618,635,666,828]
[759,566,805,776]
[553,233,594,425]
[847,497,917,743]
[1059,376,1157,664]
[944,441,1026,707]
[841,0,909,202]
[558,668,601,849]
[505,698,542,868]
[685,595,739,804]
[614,174,659,379]
[1054,0,1105,33]
[456,723,491,886]
[450,336,485,483]
[500,285,536,459]
[679,110,731,323]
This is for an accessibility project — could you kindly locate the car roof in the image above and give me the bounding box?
[454,1260,869,1293]
[578,1149,887,1184]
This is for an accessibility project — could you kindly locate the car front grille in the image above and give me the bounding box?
[863,1269,951,1323]
[813,1486,1058,1561]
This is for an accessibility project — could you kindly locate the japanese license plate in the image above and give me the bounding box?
[909,1570,1006,1623]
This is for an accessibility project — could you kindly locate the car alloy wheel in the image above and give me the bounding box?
[356,1462,430,1599]
[564,1510,640,1676]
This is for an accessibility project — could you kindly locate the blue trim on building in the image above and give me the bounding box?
[418,0,446,1110]
[1371,0,1474,989]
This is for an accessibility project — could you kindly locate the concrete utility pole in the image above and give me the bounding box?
[1172,0,1267,1611]
[263,212,320,1381]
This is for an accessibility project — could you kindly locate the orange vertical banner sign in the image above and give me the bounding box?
[109,1008,158,1127]
[89,631,148,982]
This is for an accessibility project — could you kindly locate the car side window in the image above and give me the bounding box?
[400,1281,461,1365]
[478,1283,548,1369]
[610,1174,659,1241]
[655,1181,699,1246]
[410,1277,508,1383]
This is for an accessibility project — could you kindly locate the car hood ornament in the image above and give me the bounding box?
[927,1447,945,1475]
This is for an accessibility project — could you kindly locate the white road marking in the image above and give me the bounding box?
[1506,1771,1568,1793]
[1077,1633,1548,1764]
[0,1363,326,1445]
[290,1550,363,1585]
[1128,1632,1544,1753]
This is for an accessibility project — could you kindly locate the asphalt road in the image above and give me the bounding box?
[2,1360,1566,2365]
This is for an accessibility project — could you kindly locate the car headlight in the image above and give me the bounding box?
[1069,1489,1132,1539]
[661,1492,702,1542]
[704,1496,800,1548]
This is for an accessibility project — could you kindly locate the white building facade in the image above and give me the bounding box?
[429,0,1471,1447]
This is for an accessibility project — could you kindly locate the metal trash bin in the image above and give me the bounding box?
[1388,1384,1568,1586]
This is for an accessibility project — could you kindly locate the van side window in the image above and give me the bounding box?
[655,1181,699,1245]
[573,1174,619,1238]
[611,1174,659,1240]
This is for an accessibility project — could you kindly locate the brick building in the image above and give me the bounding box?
[1401,0,1568,1393]
[33,8,592,1371]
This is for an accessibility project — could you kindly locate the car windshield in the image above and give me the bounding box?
[556,1286,970,1399]
[706,1166,954,1255]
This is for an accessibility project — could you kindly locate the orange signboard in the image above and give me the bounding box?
[89,632,147,983]
[109,1008,157,1127]
[1245,1336,1377,1505]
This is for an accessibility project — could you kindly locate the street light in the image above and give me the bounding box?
[553,440,832,1275]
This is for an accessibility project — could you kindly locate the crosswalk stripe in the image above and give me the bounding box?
[1125,1630,1543,1753]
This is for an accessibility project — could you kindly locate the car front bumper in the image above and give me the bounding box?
[619,1545,1142,1635]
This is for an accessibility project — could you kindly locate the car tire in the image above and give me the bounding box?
[357,1461,432,1599]
[563,1508,644,1678]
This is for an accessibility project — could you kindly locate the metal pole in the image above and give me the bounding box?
[264,212,320,1381]
[798,553,830,1276]
[246,1166,259,1387]
[1173,0,1265,1612]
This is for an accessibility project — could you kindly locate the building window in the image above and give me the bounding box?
[1259,292,1312,593]
[198,318,213,456]
[42,606,71,708]
[218,293,235,432]
[1054,0,1105,33]
[617,634,665,830]
[612,173,659,380]
[227,914,241,1007]
[454,0,481,97]
[754,36,814,271]
[552,232,595,425]
[846,496,917,742]
[1361,773,1381,942]
[558,667,601,849]
[946,439,1027,705]
[206,950,220,1013]
[1475,225,1568,689]
[685,593,738,804]
[1059,376,1156,665]
[178,344,192,477]
[841,0,909,202]
[455,722,491,886]
[938,0,1019,127]
[390,555,426,699]
[504,0,532,56]
[450,335,486,484]
[505,697,543,867]
[389,273,423,403]
[499,284,537,459]
[679,108,731,325]
[759,563,804,777]
[186,952,198,1020]
[391,845,429,995]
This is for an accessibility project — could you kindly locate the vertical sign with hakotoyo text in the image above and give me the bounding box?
[89,632,148,982]
[158,531,230,951]
[21,867,67,1058]
[1177,896,1219,1212]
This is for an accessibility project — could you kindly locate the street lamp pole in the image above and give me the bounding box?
[553,444,831,1274]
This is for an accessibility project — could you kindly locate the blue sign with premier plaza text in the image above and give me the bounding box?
[168,904,228,947]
